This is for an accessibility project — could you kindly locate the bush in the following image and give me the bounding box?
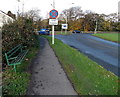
[2,16,38,65]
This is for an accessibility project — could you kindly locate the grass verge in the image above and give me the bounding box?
[44,35,119,95]
[50,31,72,35]
[2,46,39,95]
[92,33,120,43]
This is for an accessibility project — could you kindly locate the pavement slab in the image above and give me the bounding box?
[26,36,78,96]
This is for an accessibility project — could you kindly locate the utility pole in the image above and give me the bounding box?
[17,0,20,17]
[22,1,24,16]
[53,0,55,9]
[64,3,74,34]
[94,14,98,34]
[118,1,120,21]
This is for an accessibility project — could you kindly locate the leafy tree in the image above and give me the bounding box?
[59,6,119,32]
[59,6,83,31]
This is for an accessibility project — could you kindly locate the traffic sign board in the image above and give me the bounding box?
[49,19,58,25]
[62,24,68,29]
[49,9,58,19]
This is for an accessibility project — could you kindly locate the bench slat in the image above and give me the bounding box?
[7,44,21,54]
[12,52,25,63]
[8,45,22,58]
[19,50,29,63]
[9,50,28,65]
[8,57,17,60]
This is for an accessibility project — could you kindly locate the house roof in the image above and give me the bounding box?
[0,10,14,20]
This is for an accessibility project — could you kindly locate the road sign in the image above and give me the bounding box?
[49,9,58,19]
[49,19,58,25]
[62,24,68,29]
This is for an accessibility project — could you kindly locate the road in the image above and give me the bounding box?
[55,33,120,76]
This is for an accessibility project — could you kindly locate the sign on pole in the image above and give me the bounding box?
[49,19,58,25]
[62,24,68,29]
[49,9,58,44]
[49,9,58,19]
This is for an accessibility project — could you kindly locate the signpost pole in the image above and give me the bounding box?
[65,29,67,34]
[52,25,54,44]
[49,0,58,44]
[61,29,62,34]
[65,16,67,34]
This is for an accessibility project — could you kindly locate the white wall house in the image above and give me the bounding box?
[0,10,14,29]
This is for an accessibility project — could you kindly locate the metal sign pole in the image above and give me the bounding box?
[65,29,67,34]
[61,29,62,34]
[65,16,67,34]
[52,0,55,44]
[52,25,54,44]
[49,0,58,45]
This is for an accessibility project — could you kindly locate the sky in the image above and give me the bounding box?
[0,0,120,19]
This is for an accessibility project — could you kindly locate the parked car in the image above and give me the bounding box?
[38,28,50,35]
[72,30,82,33]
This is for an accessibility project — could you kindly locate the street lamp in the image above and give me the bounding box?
[17,0,20,17]
[64,3,75,34]
[51,0,55,9]
[118,1,120,21]
[94,14,98,34]
[94,20,97,34]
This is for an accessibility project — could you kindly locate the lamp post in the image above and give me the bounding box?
[118,1,120,21]
[64,3,75,34]
[94,14,98,34]
[22,1,24,16]
[17,0,20,17]
[94,20,97,34]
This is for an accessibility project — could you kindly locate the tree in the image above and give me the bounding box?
[59,6,83,30]
[2,9,42,54]
[59,6,119,32]
[24,8,41,21]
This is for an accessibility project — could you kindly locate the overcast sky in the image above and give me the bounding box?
[0,0,119,18]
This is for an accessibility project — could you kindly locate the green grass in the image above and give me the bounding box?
[92,33,120,43]
[44,35,119,95]
[3,47,39,95]
[50,31,72,35]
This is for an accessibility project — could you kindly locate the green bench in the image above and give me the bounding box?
[5,44,29,72]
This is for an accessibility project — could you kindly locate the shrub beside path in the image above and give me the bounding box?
[26,36,78,95]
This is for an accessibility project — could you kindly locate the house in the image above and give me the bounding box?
[0,10,14,29]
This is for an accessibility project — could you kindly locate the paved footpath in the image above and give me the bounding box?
[26,36,78,95]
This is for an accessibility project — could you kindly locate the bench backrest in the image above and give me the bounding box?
[6,44,22,58]
[5,44,23,65]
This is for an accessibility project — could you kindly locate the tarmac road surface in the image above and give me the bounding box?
[55,33,120,76]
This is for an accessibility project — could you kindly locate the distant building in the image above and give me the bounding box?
[118,1,120,21]
[0,10,14,29]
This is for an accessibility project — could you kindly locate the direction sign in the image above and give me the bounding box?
[49,9,58,19]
